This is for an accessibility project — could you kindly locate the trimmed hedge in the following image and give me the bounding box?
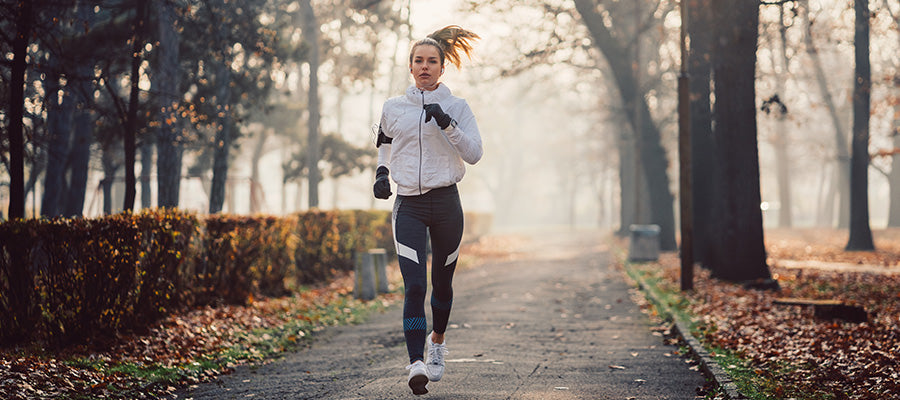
[0,209,391,348]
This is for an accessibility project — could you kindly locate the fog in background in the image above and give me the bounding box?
[15,0,899,231]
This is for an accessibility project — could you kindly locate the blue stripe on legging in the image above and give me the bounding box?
[404,317,426,331]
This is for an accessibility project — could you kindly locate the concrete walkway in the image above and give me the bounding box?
[178,231,706,399]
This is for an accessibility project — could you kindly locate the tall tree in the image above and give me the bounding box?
[846,0,875,250]
[64,2,100,217]
[687,0,715,265]
[123,0,146,212]
[41,62,74,217]
[6,0,32,219]
[800,0,851,227]
[207,0,235,214]
[886,0,900,228]
[707,0,772,283]
[773,3,793,227]
[154,0,182,208]
[300,0,321,209]
[573,0,677,251]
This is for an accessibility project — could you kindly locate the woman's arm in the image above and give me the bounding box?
[442,101,482,165]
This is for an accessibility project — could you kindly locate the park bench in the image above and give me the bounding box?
[773,297,867,323]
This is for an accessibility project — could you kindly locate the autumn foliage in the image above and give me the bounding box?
[634,228,900,399]
[0,209,392,349]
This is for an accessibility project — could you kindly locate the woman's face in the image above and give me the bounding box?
[410,44,443,90]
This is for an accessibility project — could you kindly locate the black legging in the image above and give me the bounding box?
[392,184,463,363]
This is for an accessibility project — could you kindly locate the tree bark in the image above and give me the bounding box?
[846,0,875,250]
[140,142,153,209]
[890,99,900,227]
[687,0,715,265]
[208,0,234,214]
[41,68,72,217]
[774,4,793,227]
[208,61,233,214]
[250,129,269,214]
[7,0,32,219]
[300,0,322,209]
[573,0,677,251]
[155,0,183,208]
[124,1,146,212]
[800,0,850,228]
[708,0,772,283]
[886,0,900,228]
[65,3,97,217]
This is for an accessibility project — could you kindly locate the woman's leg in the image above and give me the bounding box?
[393,196,430,363]
[428,188,464,337]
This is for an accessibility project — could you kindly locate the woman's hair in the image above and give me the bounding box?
[409,25,479,69]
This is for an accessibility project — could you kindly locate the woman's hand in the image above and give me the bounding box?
[373,166,392,199]
[424,103,452,130]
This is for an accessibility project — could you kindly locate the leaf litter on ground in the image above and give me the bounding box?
[631,228,900,400]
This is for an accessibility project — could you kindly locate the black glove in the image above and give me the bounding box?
[424,103,452,130]
[373,166,392,199]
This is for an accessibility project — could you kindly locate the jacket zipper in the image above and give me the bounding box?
[418,90,425,195]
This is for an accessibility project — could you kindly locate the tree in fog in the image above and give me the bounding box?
[466,0,678,250]
[299,0,322,209]
[4,0,32,219]
[845,0,875,250]
[706,0,773,283]
[153,0,182,208]
[799,0,851,227]
[687,0,715,264]
[882,0,900,228]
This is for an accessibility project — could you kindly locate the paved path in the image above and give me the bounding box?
[178,231,706,399]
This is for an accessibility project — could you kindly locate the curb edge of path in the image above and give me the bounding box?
[626,265,748,400]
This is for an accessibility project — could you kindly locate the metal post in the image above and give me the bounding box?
[679,0,694,291]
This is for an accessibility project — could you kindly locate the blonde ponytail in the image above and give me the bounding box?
[410,25,480,69]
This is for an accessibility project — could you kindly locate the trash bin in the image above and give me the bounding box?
[628,224,660,262]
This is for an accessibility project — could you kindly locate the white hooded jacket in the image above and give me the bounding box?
[377,84,483,196]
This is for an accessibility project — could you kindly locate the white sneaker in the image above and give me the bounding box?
[406,360,428,395]
[425,333,448,382]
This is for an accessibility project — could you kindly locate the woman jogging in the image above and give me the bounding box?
[372,25,482,395]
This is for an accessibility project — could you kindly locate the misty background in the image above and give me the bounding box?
[2,0,898,232]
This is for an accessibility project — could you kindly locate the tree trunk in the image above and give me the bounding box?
[617,126,637,235]
[774,4,793,227]
[209,61,233,214]
[101,145,119,215]
[124,1,146,212]
[846,0,875,250]
[208,0,234,215]
[573,0,677,251]
[41,68,72,217]
[890,102,900,227]
[708,0,772,283]
[7,0,32,219]
[155,0,183,208]
[885,0,900,228]
[64,6,97,218]
[140,142,153,209]
[687,0,715,265]
[800,0,850,228]
[250,130,268,214]
[300,0,322,209]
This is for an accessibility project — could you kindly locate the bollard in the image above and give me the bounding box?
[628,224,660,262]
[354,252,377,301]
[368,248,390,294]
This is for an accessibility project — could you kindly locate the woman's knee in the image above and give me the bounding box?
[405,283,427,301]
